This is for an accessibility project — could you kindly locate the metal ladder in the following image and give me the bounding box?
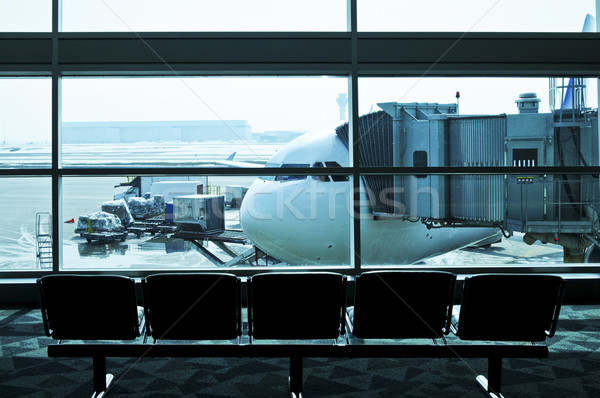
[36,212,52,269]
[550,77,591,127]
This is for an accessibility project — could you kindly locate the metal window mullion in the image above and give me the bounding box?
[51,0,61,272]
[349,0,361,271]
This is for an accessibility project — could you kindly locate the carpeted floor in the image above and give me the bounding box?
[1,305,599,397]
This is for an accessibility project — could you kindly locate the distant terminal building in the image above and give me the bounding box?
[254,130,305,143]
[62,120,252,143]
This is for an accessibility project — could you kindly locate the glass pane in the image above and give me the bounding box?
[359,0,596,32]
[0,0,51,32]
[61,77,348,168]
[358,77,599,167]
[0,177,52,270]
[63,175,247,269]
[62,172,350,269]
[0,78,52,169]
[359,173,600,266]
[62,0,347,32]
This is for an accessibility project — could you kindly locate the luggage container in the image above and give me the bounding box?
[173,195,225,233]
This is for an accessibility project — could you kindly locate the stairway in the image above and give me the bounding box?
[36,212,52,269]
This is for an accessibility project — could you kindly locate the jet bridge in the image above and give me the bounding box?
[336,91,600,262]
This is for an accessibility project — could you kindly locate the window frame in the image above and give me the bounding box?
[1,0,600,278]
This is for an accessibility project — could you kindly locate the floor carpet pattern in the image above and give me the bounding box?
[1,305,599,397]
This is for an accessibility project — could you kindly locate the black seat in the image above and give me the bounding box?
[248,272,346,397]
[142,273,241,342]
[37,274,143,341]
[248,272,347,341]
[349,270,456,339]
[455,274,565,342]
[454,273,565,397]
[38,274,144,396]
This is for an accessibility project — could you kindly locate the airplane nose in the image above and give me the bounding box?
[240,181,268,228]
[240,180,282,254]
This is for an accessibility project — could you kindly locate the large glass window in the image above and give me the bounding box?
[62,173,351,269]
[358,0,596,32]
[359,77,598,167]
[357,76,599,266]
[2,4,599,275]
[359,172,599,266]
[62,175,248,269]
[0,177,52,270]
[62,0,347,32]
[0,78,52,169]
[0,0,51,32]
[60,75,350,269]
[61,77,348,168]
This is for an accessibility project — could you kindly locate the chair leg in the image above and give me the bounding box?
[91,355,114,398]
[476,357,505,398]
[289,356,303,398]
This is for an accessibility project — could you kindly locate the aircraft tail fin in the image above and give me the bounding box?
[226,152,236,161]
[554,14,595,112]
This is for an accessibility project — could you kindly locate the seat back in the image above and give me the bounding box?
[456,274,565,341]
[248,272,346,340]
[143,273,241,340]
[352,271,456,339]
[37,274,141,340]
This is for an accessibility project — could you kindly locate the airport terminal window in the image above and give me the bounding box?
[358,76,599,169]
[61,175,258,270]
[359,172,600,266]
[358,74,599,266]
[61,169,351,271]
[0,0,51,32]
[1,4,599,277]
[61,77,348,169]
[61,0,347,32]
[59,173,352,270]
[0,177,51,270]
[58,75,350,270]
[358,0,596,32]
[0,79,52,170]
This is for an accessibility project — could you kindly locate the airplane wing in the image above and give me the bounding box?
[208,152,265,168]
[209,160,264,168]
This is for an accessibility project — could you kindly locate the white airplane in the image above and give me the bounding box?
[240,127,500,265]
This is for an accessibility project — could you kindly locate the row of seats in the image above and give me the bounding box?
[38,271,565,344]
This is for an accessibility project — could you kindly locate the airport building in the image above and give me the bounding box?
[62,120,253,143]
[1,2,600,397]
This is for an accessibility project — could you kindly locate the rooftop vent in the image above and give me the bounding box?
[515,92,541,114]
